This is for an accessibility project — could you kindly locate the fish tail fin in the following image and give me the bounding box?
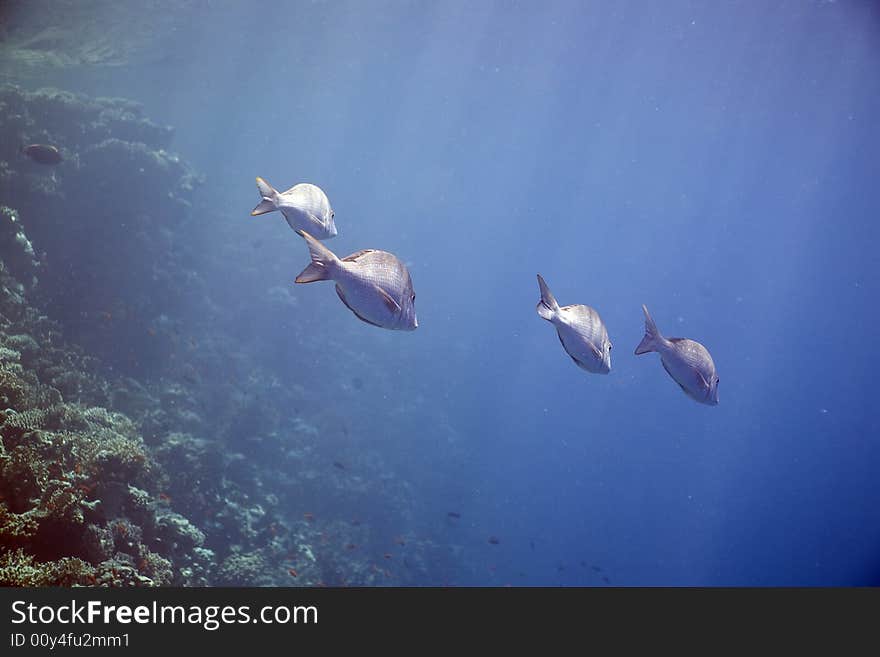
[251,176,278,216]
[295,229,339,283]
[536,274,559,321]
[635,304,662,355]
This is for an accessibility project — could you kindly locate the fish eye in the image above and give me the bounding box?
[411,294,416,302]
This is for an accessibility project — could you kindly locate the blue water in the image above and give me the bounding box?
[5,0,880,585]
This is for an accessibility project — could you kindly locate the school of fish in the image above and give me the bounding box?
[251,176,719,404]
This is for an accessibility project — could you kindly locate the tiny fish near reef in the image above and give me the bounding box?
[20,144,62,165]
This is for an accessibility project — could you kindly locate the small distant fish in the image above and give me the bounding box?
[383,553,392,560]
[536,274,612,374]
[295,230,417,330]
[157,493,172,503]
[394,536,406,546]
[251,177,337,239]
[447,512,461,519]
[351,519,362,526]
[303,512,315,521]
[635,305,719,405]
[20,143,62,165]
[488,536,500,545]
[333,461,346,470]
[288,568,298,578]
[591,565,601,572]
[346,543,358,550]
[602,576,611,585]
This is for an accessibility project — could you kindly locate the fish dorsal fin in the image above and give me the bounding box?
[373,285,401,313]
[342,249,375,262]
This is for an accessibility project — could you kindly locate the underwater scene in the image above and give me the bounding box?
[0,1,877,587]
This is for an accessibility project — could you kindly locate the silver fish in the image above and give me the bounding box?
[295,230,417,331]
[251,177,337,239]
[634,304,719,405]
[536,274,611,374]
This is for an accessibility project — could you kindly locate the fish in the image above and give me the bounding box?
[251,177,337,239]
[634,305,719,405]
[536,274,612,374]
[288,568,298,577]
[333,461,346,470]
[295,230,417,331]
[447,512,461,519]
[488,536,500,545]
[20,143,62,165]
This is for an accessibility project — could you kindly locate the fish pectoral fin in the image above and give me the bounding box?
[306,212,327,230]
[693,368,710,391]
[588,341,602,360]
[373,285,401,313]
[661,359,694,396]
[342,249,375,262]
[336,284,384,328]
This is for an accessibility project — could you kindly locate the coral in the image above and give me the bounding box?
[215,550,272,587]
[149,512,205,556]
[0,548,95,586]
[0,206,39,290]
[0,84,203,378]
[0,504,39,542]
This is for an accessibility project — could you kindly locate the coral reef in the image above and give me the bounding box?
[0,83,203,377]
[0,82,441,588]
